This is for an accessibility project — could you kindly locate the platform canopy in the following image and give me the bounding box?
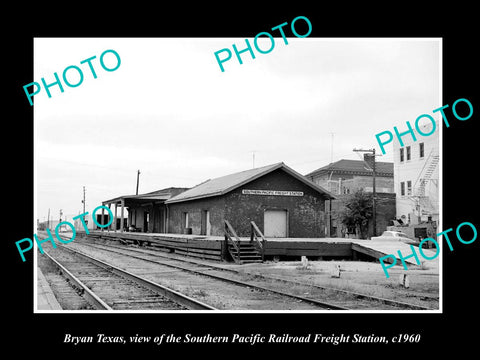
[102,187,189,232]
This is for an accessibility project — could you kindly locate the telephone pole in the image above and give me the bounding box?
[353,148,377,237]
[136,170,141,195]
[330,132,335,163]
[82,186,86,214]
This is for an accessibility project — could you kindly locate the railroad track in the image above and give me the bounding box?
[65,241,348,310]
[71,240,436,310]
[42,245,216,310]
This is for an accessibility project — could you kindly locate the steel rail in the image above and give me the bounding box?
[43,250,112,310]
[48,246,217,310]
[76,242,348,310]
[83,242,436,310]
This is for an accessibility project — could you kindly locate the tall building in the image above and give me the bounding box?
[393,121,439,224]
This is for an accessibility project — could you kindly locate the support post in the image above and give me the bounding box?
[114,203,118,232]
[120,199,125,233]
[372,148,377,237]
[101,205,105,232]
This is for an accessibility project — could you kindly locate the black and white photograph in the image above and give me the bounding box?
[6,4,479,356]
[33,37,441,313]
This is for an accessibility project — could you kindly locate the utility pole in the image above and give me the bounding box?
[330,132,335,163]
[47,208,50,229]
[136,170,141,195]
[353,148,377,237]
[82,186,86,214]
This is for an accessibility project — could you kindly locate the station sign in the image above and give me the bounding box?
[242,189,304,196]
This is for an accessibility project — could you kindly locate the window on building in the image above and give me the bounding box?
[400,182,405,196]
[407,180,412,195]
[400,148,404,162]
[419,142,424,158]
[406,146,411,161]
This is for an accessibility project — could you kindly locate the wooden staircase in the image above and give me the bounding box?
[227,242,263,264]
[224,220,264,264]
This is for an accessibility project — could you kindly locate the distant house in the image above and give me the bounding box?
[305,156,394,195]
[165,162,335,238]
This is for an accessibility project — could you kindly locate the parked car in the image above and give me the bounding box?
[371,231,418,245]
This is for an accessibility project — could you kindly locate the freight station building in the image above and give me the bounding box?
[101,163,335,238]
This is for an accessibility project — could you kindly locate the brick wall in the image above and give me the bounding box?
[167,197,225,236]
[342,176,394,194]
[167,168,329,238]
[225,169,327,237]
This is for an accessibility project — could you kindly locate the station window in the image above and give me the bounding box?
[419,142,425,158]
[406,146,411,161]
[400,181,405,196]
[400,148,404,162]
[407,181,412,195]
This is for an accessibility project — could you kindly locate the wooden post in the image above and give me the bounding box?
[331,264,341,278]
[114,203,118,232]
[101,205,104,232]
[120,199,125,233]
[165,205,169,233]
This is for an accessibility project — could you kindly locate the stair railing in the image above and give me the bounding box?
[413,148,439,196]
[250,221,266,261]
[224,220,241,262]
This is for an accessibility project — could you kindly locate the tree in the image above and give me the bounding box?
[340,189,373,239]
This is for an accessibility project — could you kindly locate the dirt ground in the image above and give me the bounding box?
[222,257,440,308]
[42,237,440,310]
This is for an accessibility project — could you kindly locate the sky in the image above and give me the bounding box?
[34,37,441,222]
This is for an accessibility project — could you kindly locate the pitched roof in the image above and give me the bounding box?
[305,159,393,178]
[166,162,335,204]
[103,187,189,204]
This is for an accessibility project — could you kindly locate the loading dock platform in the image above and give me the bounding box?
[79,231,435,266]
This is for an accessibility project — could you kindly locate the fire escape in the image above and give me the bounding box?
[410,148,439,218]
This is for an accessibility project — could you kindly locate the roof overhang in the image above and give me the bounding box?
[166,162,336,204]
[103,194,170,206]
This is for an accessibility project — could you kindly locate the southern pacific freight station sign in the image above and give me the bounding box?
[242,189,304,196]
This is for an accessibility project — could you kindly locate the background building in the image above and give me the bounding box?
[307,156,395,239]
[305,157,394,195]
[393,121,439,224]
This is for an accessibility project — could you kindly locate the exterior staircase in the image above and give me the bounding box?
[227,242,263,264]
[224,220,264,264]
[412,149,439,216]
[416,150,439,197]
